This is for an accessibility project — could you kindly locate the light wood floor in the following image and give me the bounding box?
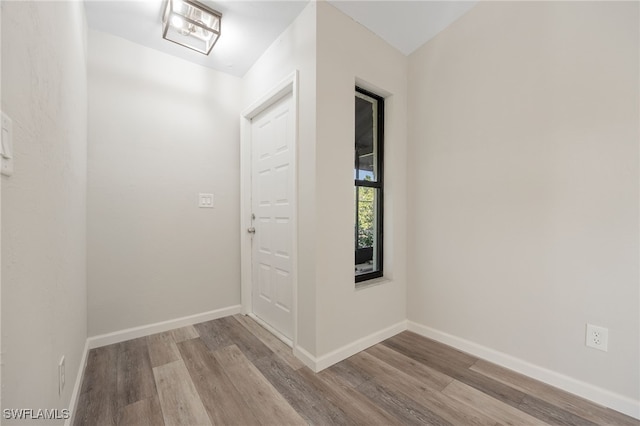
[73,315,638,426]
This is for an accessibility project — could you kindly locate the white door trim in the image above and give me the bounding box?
[240,70,298,348]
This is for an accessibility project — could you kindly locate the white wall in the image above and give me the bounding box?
[243,1,408,360]
[1,1,88,421]
[87,30,242,336]
[0,0,4,415]
[314,1,407,356]
[408,0,639,406]
[242,2,317,354]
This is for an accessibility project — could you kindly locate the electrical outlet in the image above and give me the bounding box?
[58,356,65,395]
[1,112,14,177]
[586,324,608,352]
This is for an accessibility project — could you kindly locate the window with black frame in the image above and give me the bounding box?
[354,87,383,283]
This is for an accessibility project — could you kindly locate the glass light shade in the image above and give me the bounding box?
[162,0,221,55]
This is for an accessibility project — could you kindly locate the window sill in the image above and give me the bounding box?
[355,276,391,291]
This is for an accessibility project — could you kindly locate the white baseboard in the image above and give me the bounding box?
[294,321,407,372]
[87,305,242,349]
[292,345,318,371]
[407,321,640,420]
[65,340,89,426]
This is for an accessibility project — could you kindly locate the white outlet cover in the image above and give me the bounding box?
[1,112,14,177]
[58,356,65,395]
[586,324,608,352]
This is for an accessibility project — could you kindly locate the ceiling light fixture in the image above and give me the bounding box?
[162,0,221,55]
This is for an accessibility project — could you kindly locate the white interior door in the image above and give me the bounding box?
[250,92,294,341]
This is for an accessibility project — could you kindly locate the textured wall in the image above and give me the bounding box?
[243,1,409,359]
[1,1,88,421]
[242,2,318,354]
[314,1,408,356]
[87,30,243,336]
[408,0,639,404]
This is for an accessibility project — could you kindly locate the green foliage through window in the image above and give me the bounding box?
[357,187,375,248]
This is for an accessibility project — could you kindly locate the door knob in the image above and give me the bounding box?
[247,227,256,234]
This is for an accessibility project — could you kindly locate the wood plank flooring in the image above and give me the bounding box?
[73,316,639,426]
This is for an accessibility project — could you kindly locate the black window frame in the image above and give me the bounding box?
[355,86,384,284]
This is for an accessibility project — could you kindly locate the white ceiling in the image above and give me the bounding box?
[84,0,310,77]
[84,0,478,77]
[327,1,477,56]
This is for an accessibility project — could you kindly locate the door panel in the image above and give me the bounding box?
[251,93,294,340]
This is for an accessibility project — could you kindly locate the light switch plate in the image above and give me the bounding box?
[198,193,214,208]
[1,112,14,177]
